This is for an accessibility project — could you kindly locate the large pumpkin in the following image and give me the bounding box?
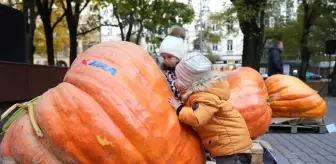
[227,67,272,139]
[0,41,205,163]
[265,74,326,118]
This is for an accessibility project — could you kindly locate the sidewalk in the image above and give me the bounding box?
[260,98,336,164]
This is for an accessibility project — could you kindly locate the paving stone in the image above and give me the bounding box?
[313,159,334,164]
[289,158,305,164]
[309,154,327,161]
[317,149,333,156]
[276,155,291,162]
[299,156,316,162]
[292,151,308,157]
[326,156,336,162]
[301,147,316,154]
[260,98,336,164]
[287,145,301,151]
[282,152,298,159]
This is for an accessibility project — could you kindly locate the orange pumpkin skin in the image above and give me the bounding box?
[265,74,326,118]
[227,67,272,139]
[0,41,205,163]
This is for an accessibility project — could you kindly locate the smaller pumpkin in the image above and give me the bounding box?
[265,74,326,118]
[227,67,272,139]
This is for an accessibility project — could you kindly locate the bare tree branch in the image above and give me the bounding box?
[52,13,66,30]
[59,0,66,10]
[80,0,90,13]
[49,0,54,12]
[77,24,118,36]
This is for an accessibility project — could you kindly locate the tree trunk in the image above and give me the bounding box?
[114,12,125,40]
[23,0,36,64]
[136,22,144,45]
[240,23,263,71]
[43,20,55,66]
[329,59,336,96]
[234,0,265,72]
[241,30,256,67]
[298,45,310,81]
[69,27,78,65]
[298,1,311,81]
[125,23,133,41]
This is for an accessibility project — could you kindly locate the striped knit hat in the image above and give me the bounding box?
[175,52,212,90]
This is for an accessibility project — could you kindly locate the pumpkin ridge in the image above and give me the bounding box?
[64,66,175,162]
[38,85,89,163]
[270,93,324,111]
[51,83,146,163]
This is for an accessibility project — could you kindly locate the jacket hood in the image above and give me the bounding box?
[181,71,230,101]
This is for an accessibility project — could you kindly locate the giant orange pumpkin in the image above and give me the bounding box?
[265,74,326,118]
[227,67,272,139]
[0,41,205,163]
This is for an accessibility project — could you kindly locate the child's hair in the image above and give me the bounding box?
[168,25,186,40]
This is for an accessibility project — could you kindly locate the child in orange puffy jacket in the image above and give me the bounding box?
[168,52,253,164]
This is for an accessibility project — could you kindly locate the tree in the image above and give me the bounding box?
[34,10,69,56]
[193,24,221,55]
[23,0,37,64]
[61,0,115,65]
[35,0,65,65]
[324,0,336,95]
[298,0,325,81]
[264,0,334,81]
[110,0,194,45]
[210,0,269,70]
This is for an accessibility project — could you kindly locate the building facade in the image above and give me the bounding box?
[183,0,244,70]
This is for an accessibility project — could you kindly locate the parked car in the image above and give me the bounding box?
[306,72,322,80]
[261,73,268,80]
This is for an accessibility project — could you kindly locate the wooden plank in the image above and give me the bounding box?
[206,142,264,164]
[270,118,327,134]
[243,142,264,154]
[241,142,264,164]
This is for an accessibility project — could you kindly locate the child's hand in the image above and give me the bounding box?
[168,97,182,110]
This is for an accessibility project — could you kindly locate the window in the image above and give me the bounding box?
[227,24,233,32]
[227,40,233,51]
[195,25,199,31]
[194,44,200,50]
[212,44,218,51]
[107,28,112,35]
[260,68,266,74]
[212,24,217,31]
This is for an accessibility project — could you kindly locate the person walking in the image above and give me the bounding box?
[268,41,284,76]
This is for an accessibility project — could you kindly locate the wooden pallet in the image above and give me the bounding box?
[241,142,264,164]
[269,118,328,134]
[206,142,264,164]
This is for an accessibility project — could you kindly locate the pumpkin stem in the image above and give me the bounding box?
[1,103,21,120]
[266,98,271,102]
[1,97,42,137]
[27,103,43,137]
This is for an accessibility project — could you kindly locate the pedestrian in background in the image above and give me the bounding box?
[268,40,284,76]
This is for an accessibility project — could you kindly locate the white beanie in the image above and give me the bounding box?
[159,36,185,59]
[175,52,212,90]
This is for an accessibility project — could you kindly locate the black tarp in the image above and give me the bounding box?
[0,4,26,63]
